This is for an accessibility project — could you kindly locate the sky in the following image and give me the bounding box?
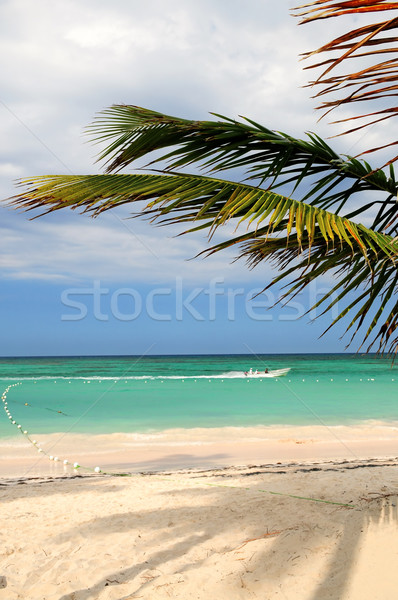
[0,0,390,357]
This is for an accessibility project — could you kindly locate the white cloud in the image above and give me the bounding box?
[0,210,278,285]
[0,163,24,178]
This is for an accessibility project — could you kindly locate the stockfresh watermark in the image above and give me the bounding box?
[60,277,339,323]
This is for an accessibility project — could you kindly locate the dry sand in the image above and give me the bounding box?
[1,453,398,599]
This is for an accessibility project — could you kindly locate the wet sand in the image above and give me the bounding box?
[1,423,398,478]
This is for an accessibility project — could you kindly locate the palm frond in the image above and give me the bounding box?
[10,172,397,257]
[11,169,398,353]
[237,231,398,353]
[87,106,398,233]
[293,1,398,162]
[10,105,398,353]
[295,2,398,23]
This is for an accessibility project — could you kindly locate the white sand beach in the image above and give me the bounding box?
[1,460,398,599]
[1,428,398,599]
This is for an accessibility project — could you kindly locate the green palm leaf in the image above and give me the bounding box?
[11,169,398,353]
[87,105,398,234]
[10,107,398,353]
[11,171,396,254]
[239,232,398,353]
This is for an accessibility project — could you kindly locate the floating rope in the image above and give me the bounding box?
[1,383,101,474]
[6,397,70,416]
[1,376,396,383]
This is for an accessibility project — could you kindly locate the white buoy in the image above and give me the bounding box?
[73,462,80,468]
[63,459,69,465]
[94,466,101,473]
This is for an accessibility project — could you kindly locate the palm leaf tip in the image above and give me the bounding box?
[293,1,398,164]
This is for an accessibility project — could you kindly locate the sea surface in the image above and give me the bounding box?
[0,354,397,439]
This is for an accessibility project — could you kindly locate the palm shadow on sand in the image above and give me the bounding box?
[42,461,398,600]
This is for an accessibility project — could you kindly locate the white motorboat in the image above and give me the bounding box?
[244,368,290,378]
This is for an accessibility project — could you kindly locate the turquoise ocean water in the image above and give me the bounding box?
[0,354,397,439]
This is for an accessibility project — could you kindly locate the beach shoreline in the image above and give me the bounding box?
[1,454,397,484]
[1,422,398,479]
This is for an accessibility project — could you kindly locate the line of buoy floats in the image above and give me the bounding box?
[19,377,397,384]
[1,376,396,476]
[1,383,101,474]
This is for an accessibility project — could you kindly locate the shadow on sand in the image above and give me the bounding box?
[24,462,395,600]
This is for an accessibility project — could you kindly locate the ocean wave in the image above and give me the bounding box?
[0,369,290,382]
